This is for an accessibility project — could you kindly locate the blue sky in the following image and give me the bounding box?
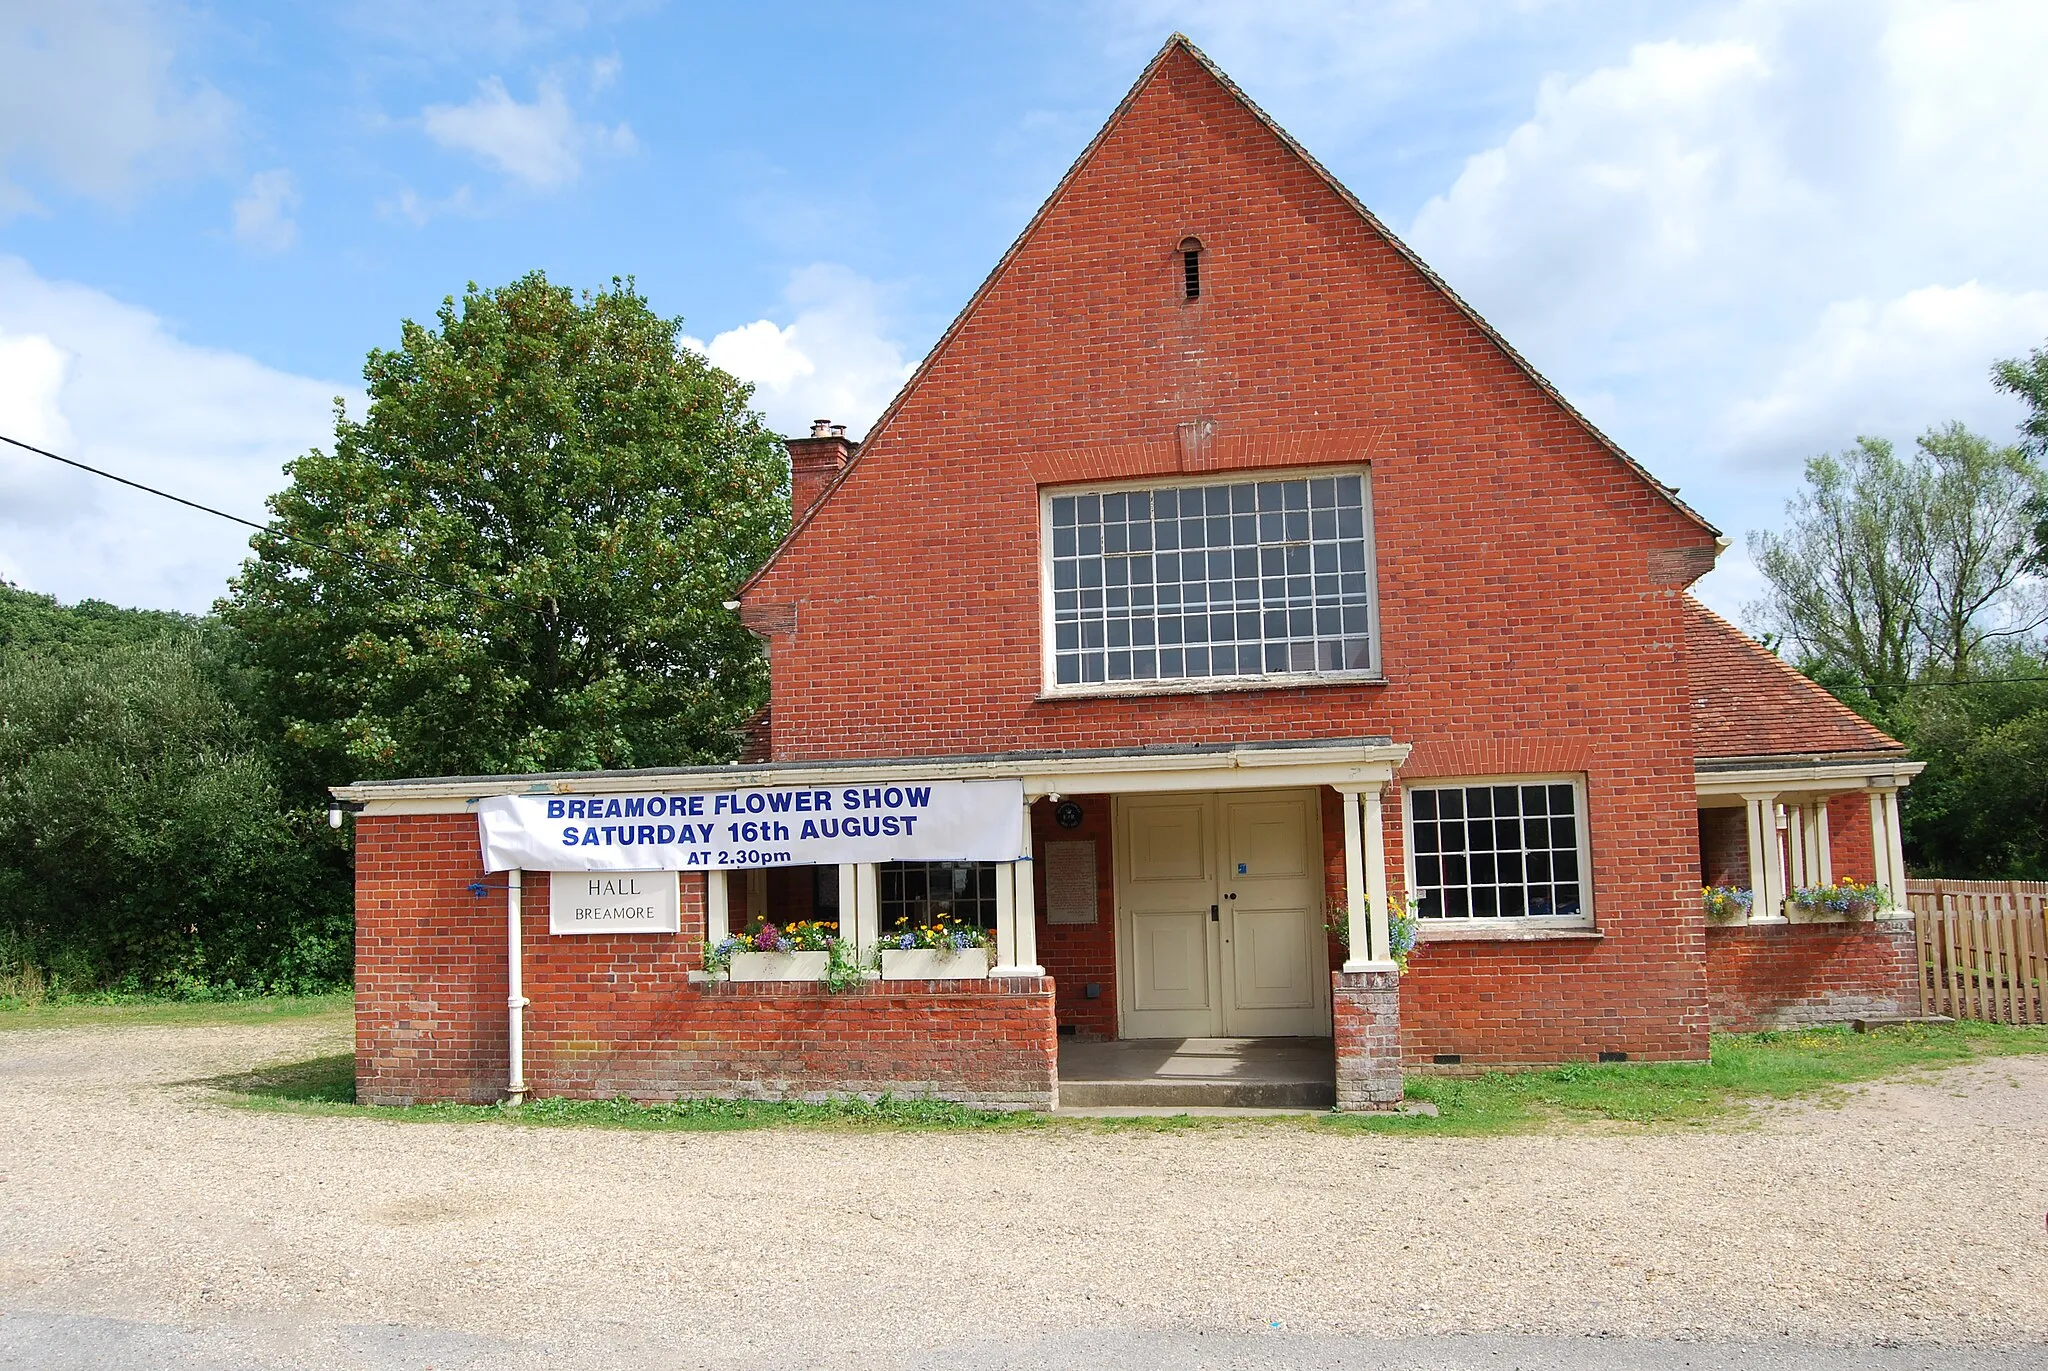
[3,0,2046,616]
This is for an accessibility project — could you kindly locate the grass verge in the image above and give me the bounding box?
[1326,1020,2048,1136]
[219,1054,1055,1132]
[206,1018,2048,1136]
[0,990,352,1033]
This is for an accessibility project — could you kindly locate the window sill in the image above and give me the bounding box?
[1417,923,1603,943]
[1037,671,1386,702]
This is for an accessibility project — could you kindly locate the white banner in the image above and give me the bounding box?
[549,870,679,934]
[478,779,1026,873]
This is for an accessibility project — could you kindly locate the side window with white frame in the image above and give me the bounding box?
[1042,470,1378,691]
[1405,778,1591,924]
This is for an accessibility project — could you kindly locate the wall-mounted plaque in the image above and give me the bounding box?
[1044,840,1098,925]
[549,870,679,934]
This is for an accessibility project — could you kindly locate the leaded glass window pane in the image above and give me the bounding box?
[1048,474,1374,687]
[878,862,999,931]
[1408,781,1588,922]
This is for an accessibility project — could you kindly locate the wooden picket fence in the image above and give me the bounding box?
[1905,880,2048,1025]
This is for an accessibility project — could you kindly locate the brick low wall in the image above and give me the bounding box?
[354,815,1057,1110]
[1705,918,1919,1031]
[523,979,1059,1110]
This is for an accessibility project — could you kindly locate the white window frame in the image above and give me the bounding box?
[1037,465,1383,698]
[1401,774,1595,930]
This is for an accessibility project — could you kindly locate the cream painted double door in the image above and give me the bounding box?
[1114,789,1329,1039]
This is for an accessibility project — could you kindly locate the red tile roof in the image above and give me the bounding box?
[1685,596,1904,760]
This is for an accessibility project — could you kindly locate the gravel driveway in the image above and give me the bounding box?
[1,1017,2045,1370]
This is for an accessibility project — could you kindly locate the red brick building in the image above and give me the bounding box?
[337,37,1923,1111]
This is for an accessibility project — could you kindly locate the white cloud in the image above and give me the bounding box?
[1390,0,2048,550]
[0,257,349,612]
[0,0,234,216]
[1724,282,2048,462]
[340,0,635,61]
[421,73,634,190]
[380,184,478,227]
[683,265,918,440]
[702,320,815,393]
[231,169,299,253]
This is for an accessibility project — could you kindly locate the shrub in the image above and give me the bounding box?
[0,633,352,995]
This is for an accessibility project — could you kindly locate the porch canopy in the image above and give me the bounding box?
[333,735,1413,974]
[1686,597,1924,916]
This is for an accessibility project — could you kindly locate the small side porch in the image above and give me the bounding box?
[1696,755,1925,922]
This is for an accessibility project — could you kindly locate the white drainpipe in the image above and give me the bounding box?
[506,868,528,1104]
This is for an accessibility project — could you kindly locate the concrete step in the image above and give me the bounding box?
[1058,1076,1335,1109]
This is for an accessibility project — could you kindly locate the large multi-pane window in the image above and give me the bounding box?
[1045,472,1376,689]
[1407,780,1590,923]
[879,862,1000,931]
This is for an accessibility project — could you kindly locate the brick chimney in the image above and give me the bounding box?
[785,419,856,521]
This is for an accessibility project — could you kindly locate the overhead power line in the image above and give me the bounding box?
[4,430,274,534]
[1847,675,2048,689]
[0,429,521,611]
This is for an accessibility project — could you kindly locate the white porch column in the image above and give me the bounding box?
[1339,786,1394,972]
[1743,793,1784,921]
[1338,786,1369,966]
[705,868,730,944]
[1766,803,1788,918]
[836,864,857,950]
[1880,789,1909,906]
[1010,797,1042,975]
[855,863,880,950]
[1814,801,1833,885]
[1363,787,1392,965]
[992,859,1020,973]
[1787,805,1808,890]
[1742,796,1768,920]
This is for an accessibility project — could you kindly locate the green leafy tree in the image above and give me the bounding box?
[0,580,200,658]
[1884,663,2048,878]
[1993,338,2048,458]
[223,273,790,789]
[0,634,351,993]
[1746,437,1928,707]
[1747,424,2045,702]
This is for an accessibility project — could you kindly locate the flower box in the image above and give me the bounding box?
[879,947,991,981]
[727,950,831,982]
[1787,880,1886,924]
[1788,899,1875,924]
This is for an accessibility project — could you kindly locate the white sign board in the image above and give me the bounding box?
[549,870,679,935]
[479,779,1026,874]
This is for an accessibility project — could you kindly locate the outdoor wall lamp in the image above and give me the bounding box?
[327,799,366,829]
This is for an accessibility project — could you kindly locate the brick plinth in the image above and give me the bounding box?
[1333,968,1402,1110]
[620,977,1057,1110]
[1706,918,1919,1031]
[354,815,1057,1110]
